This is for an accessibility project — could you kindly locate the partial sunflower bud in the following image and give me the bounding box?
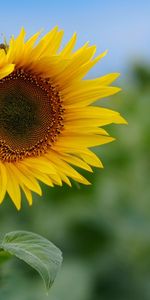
[0,43,8,53]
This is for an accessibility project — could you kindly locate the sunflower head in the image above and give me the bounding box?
[0,27,127,209]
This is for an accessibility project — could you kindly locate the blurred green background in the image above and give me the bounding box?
[0,63,150,300]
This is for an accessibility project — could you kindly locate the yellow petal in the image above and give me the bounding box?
[83,73,120,86]
[23,157,57,174]
[7,28,26,65]
[0,162,7,204]
[0,64,15,80]
[58,50,107,88]
[0,49,7,67]
[57,171,72,186]
[65,106,123,119]
[52,145,104,168]
[58,153,93,172]
[17,163,42,196]
[30,26,59,60]
[49,173,62,186]
[76,50,108,81]
[25,31,42,49]
[9,163,41,195]
[21,184,33,206]
[62,73,120,96]
[60,33,77,57]
[55,134,115,148]
[29,168,54,187]
[79,149,104,168]
[64,126,109,135]
[64,106,127,125]
[64,86,121,106]
[46,150,90,184]
[5,164,21,210]
[49,29,64,55]
[56,44,97,86]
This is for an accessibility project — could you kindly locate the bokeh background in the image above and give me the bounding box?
[0,1,150,299]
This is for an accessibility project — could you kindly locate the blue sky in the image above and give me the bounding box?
[0,0,149,77]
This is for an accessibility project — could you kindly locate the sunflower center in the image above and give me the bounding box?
[0,69,64,162]
[0,93,38,136]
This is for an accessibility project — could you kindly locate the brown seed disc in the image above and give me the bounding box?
[0,69,64,162]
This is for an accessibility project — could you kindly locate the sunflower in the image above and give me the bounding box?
[0,27,126,209]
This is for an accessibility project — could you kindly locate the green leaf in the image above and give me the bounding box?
[0,250,11,264]
[0,231,62,290]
